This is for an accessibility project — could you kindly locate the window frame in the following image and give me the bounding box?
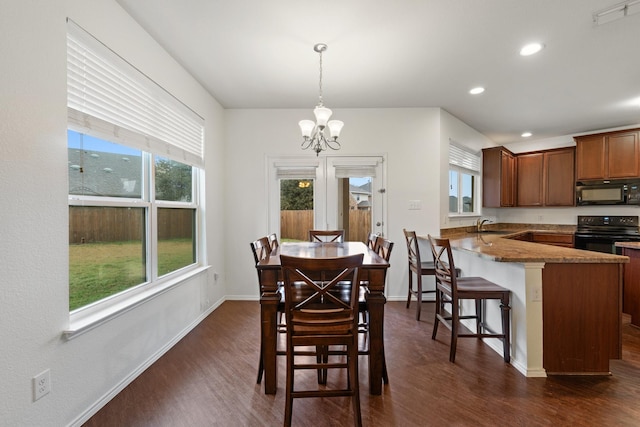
[448,166,479,216]
[67,136,202,319]
[448,142,481,217]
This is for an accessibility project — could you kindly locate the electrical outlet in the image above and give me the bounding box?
[33,369,51,401]
[531,287,542,302]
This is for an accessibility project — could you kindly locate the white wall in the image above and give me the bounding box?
[0,1,225,425]
[224,107,447,301]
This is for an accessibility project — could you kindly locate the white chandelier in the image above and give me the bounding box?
[299,43,343,156]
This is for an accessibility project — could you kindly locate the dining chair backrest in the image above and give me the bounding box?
[268,233,279,251]
[308,229,345,243]
[375,237,394,262]
[280,253,364,331]
[250,237,271,274]
[367,232,380,250]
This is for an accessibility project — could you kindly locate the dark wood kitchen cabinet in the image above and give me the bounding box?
[508,231,574,247]
[482,147,516,207]
[620,246,640,326]
[516,147,575,207]
[544,147,576,206]
[517,152,544,206]
[531,232,574,248]
[575,128,640,180]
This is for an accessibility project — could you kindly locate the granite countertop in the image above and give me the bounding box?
[425,225,628,264]
[615,241,640,250]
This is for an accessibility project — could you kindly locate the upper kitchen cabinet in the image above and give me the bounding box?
[482,146,516,207]
[516,152,544,206]
[575,129,640,181]
[544,147,576,206]
[516,147,575,207]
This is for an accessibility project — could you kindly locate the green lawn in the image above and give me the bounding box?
[69,239,194,311]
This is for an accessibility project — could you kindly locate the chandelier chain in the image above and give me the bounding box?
[318,49,323,107]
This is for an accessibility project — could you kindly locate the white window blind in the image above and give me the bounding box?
[275,166,318,179]
[67,19,204,167]
[331,157,381,178]
[449,140,480,173]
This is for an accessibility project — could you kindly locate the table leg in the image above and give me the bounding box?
[366,292,386,395]
[261,292,280,394]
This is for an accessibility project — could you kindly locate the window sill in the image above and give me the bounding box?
[64,265,210,340]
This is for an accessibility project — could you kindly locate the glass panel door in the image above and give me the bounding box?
[268,156,385,243]
[279,178,314,241]
[326,156,385,242]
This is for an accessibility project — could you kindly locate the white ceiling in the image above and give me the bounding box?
[116,0,640,144]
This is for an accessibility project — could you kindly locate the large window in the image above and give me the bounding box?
[68,132,198,311]
[67,20,203,314]
[448,142,480,215]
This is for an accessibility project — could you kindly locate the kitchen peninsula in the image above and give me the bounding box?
[422,227,628,377]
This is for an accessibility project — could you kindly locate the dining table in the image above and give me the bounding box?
[255,241,390,395]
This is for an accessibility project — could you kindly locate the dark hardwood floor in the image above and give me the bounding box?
[84,301,640,426]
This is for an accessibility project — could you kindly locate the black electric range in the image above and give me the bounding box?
[574,215,640,254]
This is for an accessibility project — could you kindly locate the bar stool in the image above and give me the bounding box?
[403,229,437,321]
[427,235,511,363]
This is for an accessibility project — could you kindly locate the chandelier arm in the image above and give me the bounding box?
[301,137,312,150]
[325,139,341,151]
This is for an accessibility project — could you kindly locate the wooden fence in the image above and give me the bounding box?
[70,206,370,244]
[280,209,371,243]
[69,206,193,243]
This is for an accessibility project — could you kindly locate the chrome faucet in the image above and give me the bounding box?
[476,218,491,232]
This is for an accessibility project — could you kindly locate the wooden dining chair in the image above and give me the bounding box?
[250,236,283,384]
[309,229,345,243]
[427,235,511,363]
[280,253,364,427]
[358,236,393,384]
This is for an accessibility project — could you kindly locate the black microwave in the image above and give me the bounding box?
[576,180,640,205]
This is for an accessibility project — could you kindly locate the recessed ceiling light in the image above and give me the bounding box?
[521,132,532,137]
[520,43,544,56]
[469,87,485,95]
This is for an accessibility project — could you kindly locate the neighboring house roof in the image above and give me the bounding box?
[350,182,372,196]
[68,149,142,197]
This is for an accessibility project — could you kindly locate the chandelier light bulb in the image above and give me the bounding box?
[327,120,344,138]
[313,106,332,127]
[299,120,315,138]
